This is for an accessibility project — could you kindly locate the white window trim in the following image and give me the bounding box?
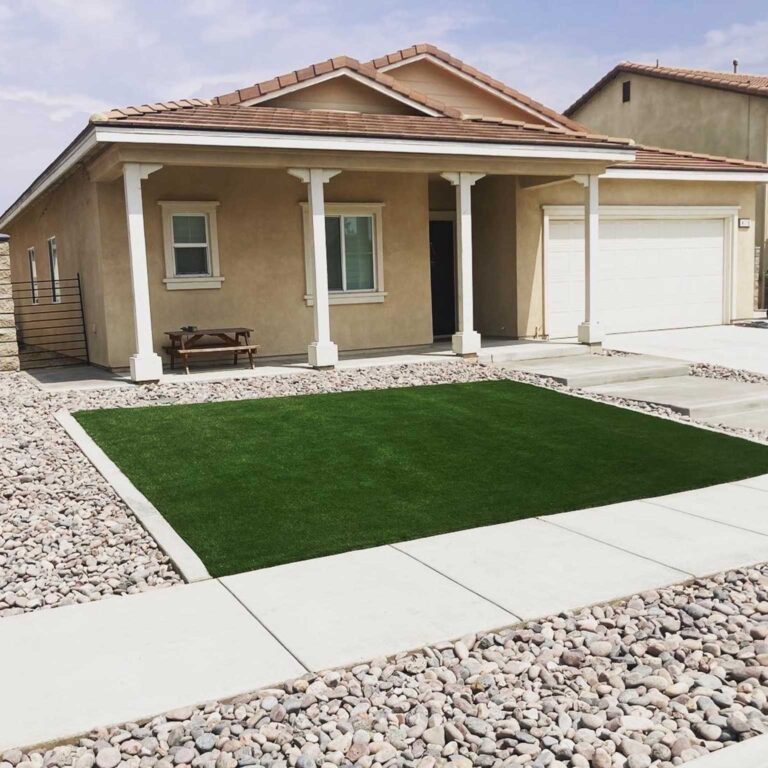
[158,201,224,290]
[27,247,39,304]
[47,237,60,303]
[301,202,386,306]
[541,205,739,336]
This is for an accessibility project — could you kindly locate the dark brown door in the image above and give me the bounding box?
[429,219,456,337]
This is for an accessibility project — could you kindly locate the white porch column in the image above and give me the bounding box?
[123,162,164,382]
[288,168,341,367]
[577,173,604,345]
[441,171,485,356]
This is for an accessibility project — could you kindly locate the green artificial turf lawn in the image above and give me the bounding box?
[75,380,768,577]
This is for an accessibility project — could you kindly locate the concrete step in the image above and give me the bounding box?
[499,354,690,388]
[701,408,768,431]
[585,376,768,419]
[479,342,589,365]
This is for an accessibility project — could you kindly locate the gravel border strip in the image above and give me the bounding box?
[55,411,210,583]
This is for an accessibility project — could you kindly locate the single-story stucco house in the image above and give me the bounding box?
[564,61,768,308]
[2,43,768,382]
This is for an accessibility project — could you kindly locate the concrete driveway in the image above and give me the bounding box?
[605,325,768,374]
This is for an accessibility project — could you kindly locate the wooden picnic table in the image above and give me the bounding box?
[164,327,259,374]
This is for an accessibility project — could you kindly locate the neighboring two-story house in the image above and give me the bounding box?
[566,62,768,307]
[2,45,768,382]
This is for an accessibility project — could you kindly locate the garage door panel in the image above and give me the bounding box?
[546,216,725,338]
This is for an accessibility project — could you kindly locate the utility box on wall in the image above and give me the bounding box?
[0,235,20,372]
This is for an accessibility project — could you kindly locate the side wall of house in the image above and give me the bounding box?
[0,237,19,371]
[4,168,109,366]
[97,166,434,369]
[515,179,757,338]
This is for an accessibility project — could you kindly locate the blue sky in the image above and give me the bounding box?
[2,0,768,212]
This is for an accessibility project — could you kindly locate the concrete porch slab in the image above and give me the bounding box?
[0,580,305,751]
[24,365,133,392]
[478,340,588,364]
[396,518,685,620]
[501,353,689,388]
[584,375,768,419]
[649,483,768,535]
[547,500,768,576]
[222,546,513,672]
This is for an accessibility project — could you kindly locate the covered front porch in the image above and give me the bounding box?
[99,145,619,382]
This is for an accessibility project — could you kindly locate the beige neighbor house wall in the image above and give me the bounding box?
[515,179,758,338]
[571,74,768,300]
[0,237,19,371]
[5,167,109,365]
[97,166,434,370]
[385,59,548,124]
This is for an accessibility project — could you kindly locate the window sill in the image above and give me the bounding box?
[304,291,387,306]
[164,276,225,290]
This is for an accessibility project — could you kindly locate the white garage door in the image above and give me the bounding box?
[546,216,726,338]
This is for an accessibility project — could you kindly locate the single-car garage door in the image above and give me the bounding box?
[545,214,727,338]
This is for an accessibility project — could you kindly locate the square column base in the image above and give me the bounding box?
[452,330,482,357]
[308,340,338,368]
[129,353,164,383]
[577,321,604,346]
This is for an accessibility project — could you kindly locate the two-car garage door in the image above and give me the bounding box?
[545,212,728,339]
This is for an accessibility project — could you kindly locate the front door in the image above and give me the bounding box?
[429,219,456,337]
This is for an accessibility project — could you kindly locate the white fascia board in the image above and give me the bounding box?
[238,68,443,117]
[542,204,741,220]
[378,53,566,129]
[0,130,98,230]
[93,126,636,162]
[603,167,768,182]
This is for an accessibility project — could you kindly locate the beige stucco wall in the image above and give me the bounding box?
[262,76,422,115]
[97,166,433,369]
[571,75,768,288]
[515,179,758,337]
[4,167,108,365]
[385,59,549,123]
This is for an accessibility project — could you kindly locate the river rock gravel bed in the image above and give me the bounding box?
[2,359,767,619]
[3,563,767,767]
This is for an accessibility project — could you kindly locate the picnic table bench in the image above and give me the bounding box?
[164,327,259,374]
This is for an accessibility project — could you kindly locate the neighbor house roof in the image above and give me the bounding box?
[366,43,586,133]
[566,61,768,116]
[612,145,768,173]
[210,55,463,118]
[92,103,634,150]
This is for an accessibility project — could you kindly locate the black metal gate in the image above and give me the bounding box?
[11,275,89,369]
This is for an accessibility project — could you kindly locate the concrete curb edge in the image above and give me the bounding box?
[55,409,211,583]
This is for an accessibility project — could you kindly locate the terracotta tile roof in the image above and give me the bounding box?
[366,43,586,133]
[615,144,768,173]
[566,61,768,116]
[91,104,634,150]
[209,55,463,119]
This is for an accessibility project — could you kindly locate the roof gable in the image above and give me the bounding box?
[213,56,460,118]
[367,44,585,132]
[566,61,768,116]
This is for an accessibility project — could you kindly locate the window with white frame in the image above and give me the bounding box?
[159,201,223,289]
[47,237,60,303]
[27,247,38,304]
[302,203,386,305]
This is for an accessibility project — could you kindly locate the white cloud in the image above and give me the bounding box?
[0,87,106,120]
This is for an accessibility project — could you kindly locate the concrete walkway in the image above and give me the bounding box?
[2,476,768,751]
[605,325,768,375]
